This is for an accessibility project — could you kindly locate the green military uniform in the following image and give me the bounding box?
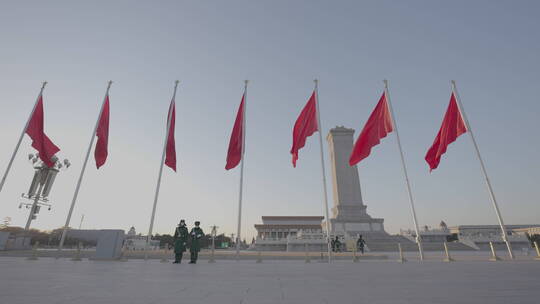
[189,223,204,264]
[173,222,189,263]
[357,235,366,254]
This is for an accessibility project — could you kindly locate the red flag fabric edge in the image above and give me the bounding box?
[225,94,245,170]
[25,95,60,168]
[349,92,394,166]
[164,99,177,172]
[95,95,110,169]
[290,91,319,167]
[425,93,467,171]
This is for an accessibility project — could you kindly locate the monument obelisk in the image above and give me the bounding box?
[326,126,385,236]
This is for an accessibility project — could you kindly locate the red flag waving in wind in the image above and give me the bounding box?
[425,93,467,171]
[225,94,245,170]
[164,98,177,171]
[94,95,110,169]
[291,91,319,167]
[349,92,394,166]
[26,95,60,168]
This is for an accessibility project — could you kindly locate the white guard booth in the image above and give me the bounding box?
[94,229,125,260]
[0,232,9,250]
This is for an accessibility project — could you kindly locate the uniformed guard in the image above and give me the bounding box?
[333,236,342,252]
[189,221,204,264]
[357,234,366,254]
[173,219,189,264]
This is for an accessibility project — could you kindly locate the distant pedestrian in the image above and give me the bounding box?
[357,235,366,254]
[334,236,341,252]
[173,220,189,264]
[189,221,204,264]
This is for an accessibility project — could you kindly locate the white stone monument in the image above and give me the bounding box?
[326,126,385,237]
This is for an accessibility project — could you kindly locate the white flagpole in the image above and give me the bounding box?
[383,80,424,261]
[451,80,514,259]
[58,81,113,252]
[314,79,332,262]
[235,80,248,259]
[145,80,179,260]
[0,81,47,194]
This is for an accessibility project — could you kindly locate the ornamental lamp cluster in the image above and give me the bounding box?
[19,153,70,220]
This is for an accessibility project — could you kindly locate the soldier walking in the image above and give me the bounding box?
[357,234,366,254]
[189,221,204,264]
[333,236,342,252]
[173,219,189,263]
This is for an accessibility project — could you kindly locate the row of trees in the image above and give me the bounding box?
[0,226,245,249]
[0,226,95,247]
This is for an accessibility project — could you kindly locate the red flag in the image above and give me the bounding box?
[164,99,176,171]
[225,94,245,170]
[25,95,60,168]
[349,92,394,166]
[94,95,110,169]
[425,93,467,171]
[290,91,319,167]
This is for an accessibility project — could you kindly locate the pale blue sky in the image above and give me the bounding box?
[0,0,539,239]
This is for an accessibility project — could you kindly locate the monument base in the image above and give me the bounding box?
[323,218,428,252]
[326,217,385,238]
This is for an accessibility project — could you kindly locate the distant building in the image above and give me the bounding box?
[127,226,136,237]
[400,221,452,243]
[0,232,30,250]
[449,225,536,250]
[255,216,324,239]
[254,216,326,251]
[124,226,159,250]
[512,226,540,237]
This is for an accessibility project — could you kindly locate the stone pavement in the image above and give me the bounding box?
[0,257,538,304]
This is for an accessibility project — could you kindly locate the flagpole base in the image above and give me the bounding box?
[318,252,329,263]
[489,242,501,261]
[208,251,216,263]
[71,242,82,261]
[397,243,407,263]
[27,242,39,261]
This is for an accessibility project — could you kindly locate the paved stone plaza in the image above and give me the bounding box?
[1,256,538,304]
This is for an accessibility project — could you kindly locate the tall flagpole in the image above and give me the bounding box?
[145,80,179,260]
[314,79,332,262]
[58,81,113,252]
[235,80,248,259]
[451,80,514,259]
[383,80,424,261]
[0,82,47,194]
